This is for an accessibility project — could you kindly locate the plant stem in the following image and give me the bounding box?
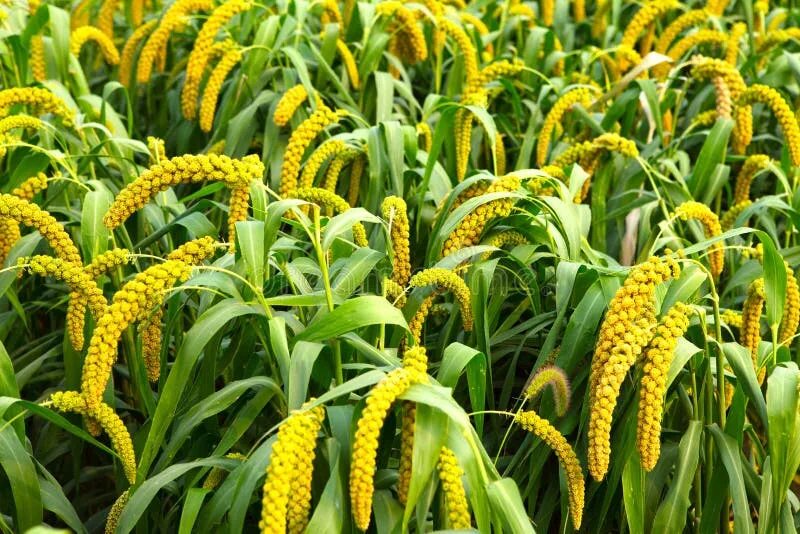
[313,206,343,385]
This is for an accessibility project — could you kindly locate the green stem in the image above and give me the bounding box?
[313,206,343,385]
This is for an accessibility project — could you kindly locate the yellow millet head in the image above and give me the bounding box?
[132,0,147,26]
[11,172,48,200]
[103,154,264,229]
[721,309,743,329]
[619,0,679,56]
[166,236,217,265]
[690,56,751,152]
[136,0,215,83]
[31,36,46,82]
[721,200,752,231]
[691,57,746,96]
[742,278,765,384]
[666,30,728,67]
[279,105,348,198]
[319,0,342,24]
[588,255,680,481]
[336,39,360,90]
[757,28,800,53]
[437,446,472,529]
[707,0,732,15]
[441,175,520,257]
[494,132,506,176]
[397,402,415,505]
[592,132,639,159]
[181,0,252,120]
[84,248,131,279]
[409,268,473,332]
[0,87,74,126]
[733,154,770,204]
[299,139,346,190]
[673,201,724,279]
[0,114,44,135]
[378,2,428,66]
[738,84,800,167]
[140,308,163,383]
[347,154,367,208]
[711,76,732,120]
[81,260,194,412]
[199,47,243,132]
[273,85,309,127]
[481,229,528,259]
[409,293,436,345]
[455,106,475,182]
[65,293,90,351]
[202,452,247,490]
[294,187,368,246]
[0,194,82,265]
[104,490,130,534]
[459,12,491,60]
[437,16,479,90]
[726,22,746,65]
[70,25,121,65]
[524,365,571,417]
[476,58,525,89]
[540,0,554,25]
[655,9,709,55]
[96,0,119,37]
[21,254,108,319]
[0,218,21,266]
[146,136,166,165]
[296,182,347,212]
[691,110,719,129]
[259,402,325,533]
[119,20,158,88]
[286,404,326,534]
[49,391,137,484]
[515,409,585,529]
[384,277,407,308]
[401,345,428,375]
[779,264,800,345]
[637,302,693,471]
[350,368,421,531]
[227,185,251,251]
[323,148,359,192]
[416,122,432,152]
[381,196,411,286]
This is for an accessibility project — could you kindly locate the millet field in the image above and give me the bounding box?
[0,0,799,532]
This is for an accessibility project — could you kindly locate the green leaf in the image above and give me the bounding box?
[178,488,210,534]
[138,300,266,476]
[723,342,768,424]
[759,234,787,329]
[0,425,42,531]
[306,438,346,533]
[652,420,702,534]
[708,425,755,534]
[155,377,280,471]
[487,478,536,534]
[438,342,487,435]
[236,220,266,288]
[287,341,325,410]
[402,404,447,530]
[80,183,113,259]
[687,118,733,198]
[765,363,800,520]
[623,452,645,534]
[116,458,233,533]
[296,296,408,342]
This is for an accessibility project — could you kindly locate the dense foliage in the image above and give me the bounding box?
[1,0,800,532]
